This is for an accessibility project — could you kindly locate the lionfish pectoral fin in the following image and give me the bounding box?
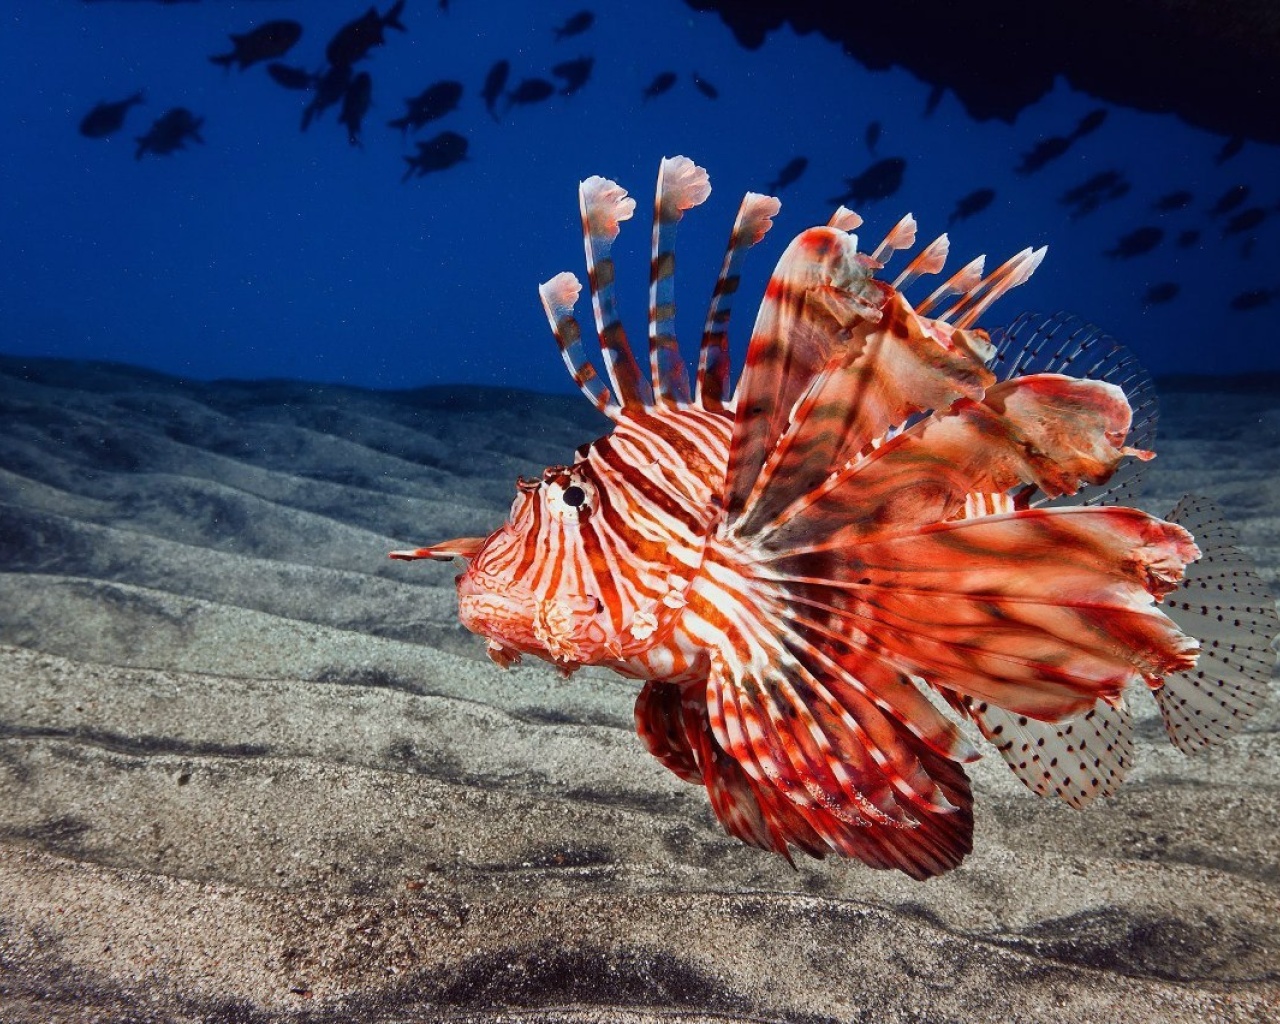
[388,536,486,561]
[1154,495,1280,753]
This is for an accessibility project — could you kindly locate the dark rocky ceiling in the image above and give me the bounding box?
[686,0,1280,145]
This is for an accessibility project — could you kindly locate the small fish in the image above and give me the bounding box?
[1069,108,1107,141]
[1214,136,1244,165]
[828,156,906,207]
[266,63,316,91]
[79,90,144,138]
[865,120,881,154]
[1105,226,1163,259]
[209,20,302,71]
[1175,228,1201,248]
[388,80,463,134]
[393,155,1276,878]
[1222,207,1267,237]
[1016,135,1071,175]
[302,63,353,132]
[765,156,808,193]
[338,71,373,147]
[326,1,407,67]
[642,71,677,101]
[135,107,203,159]
[1151,190,1193,213]
[1060,170,1129,219]
[1229,287,1278,311]
[1209,184,1249,218]
[691,72,719,99]
[554,10,594,41]
[1142,282,1180,306]
[948,187,995,227]
[551,56,594,97]
[401,130,468,181]
[481,60,510,121]
[506,77,556,110]
[923,84,944,117]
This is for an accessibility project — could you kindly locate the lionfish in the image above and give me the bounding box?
[392,157,1278,878]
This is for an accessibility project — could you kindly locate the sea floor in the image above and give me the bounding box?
[0,354,1277,1023]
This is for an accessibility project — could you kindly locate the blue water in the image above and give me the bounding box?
[1,0,1277,391]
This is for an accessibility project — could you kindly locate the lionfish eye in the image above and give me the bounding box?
[562,485,586,508]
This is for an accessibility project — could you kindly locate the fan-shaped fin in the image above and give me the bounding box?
[942,246,1047,329]
[539,271,617,416]
[892,233,949,291]
[1155,495,1279,752]
[648,156,711,406]
[968,697,1134,808]
[870,213,917,265]
[916,255,985,316]
[579,175,653,408]
[696,191,781,411]
[828,206,863,231]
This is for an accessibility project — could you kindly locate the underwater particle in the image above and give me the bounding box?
[554,10,595,41]
[326,1,407,68]
[401,130,468,181]
[766,156,808,193]
[338,71,373,147]
[79,91,144,138]
[642,71,677,101]
[1105,226,1164,259]
[948,187,996,227]
[388,80,463,135]
[135,107,204,159]
[209,20,302,71]
[481,59,510,121]
[552,57,594,97]
[828,156,906,207]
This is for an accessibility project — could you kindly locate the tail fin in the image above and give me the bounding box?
[383,0,408,32]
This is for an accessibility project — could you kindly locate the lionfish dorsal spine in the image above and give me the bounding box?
[827,206,863,231]
[941,245,1047,328]
[914,254,986,315]
[696,190,781,412]
[869,213,917,265]
[538,270,618,416]
[891,233,949,291]
[578,174,653,409]
[648,156,711,407]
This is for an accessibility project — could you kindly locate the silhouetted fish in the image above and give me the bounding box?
[553,10,594,40]
[766,156,808,192]
[389,80,463,134]
[1069,108,1107,140]
[828,157,906,207]
[692,73,719,99]
[506,78,556,110]
[642,71,677,101]
[1105,226,1163,259]
[481,60,510,120]
[402,130,468,181]
[327,1,406,67]
[266,63,315,91]
[135,107,203,159]
[1060,169,1129,219]
[1209,184,1249,217]
[1151,190,1193,213]
[552,57,594,96]
[1016,135,1071,175]
[79,91,144,138]
[865,121,881,154]
[339,71,373,147]
[302,63,353,131]
[1214,136,1244,165]
[1176,228,1200,248]
[1142,282,1180,306]
[210,20,302,71]
[1222,207,1267,237]
[1230,287,1278,312]
[948,187,995,226]
[923,84,944,117]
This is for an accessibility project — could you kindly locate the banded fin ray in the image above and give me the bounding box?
[1157,495,1280,752]
[539,271,617,416]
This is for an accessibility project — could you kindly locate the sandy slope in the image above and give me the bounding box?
[1,354,1277,1023]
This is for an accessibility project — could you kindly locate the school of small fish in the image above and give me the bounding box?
[392,157,1280,877]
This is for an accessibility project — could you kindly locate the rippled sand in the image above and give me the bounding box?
[1,355,1277,1022]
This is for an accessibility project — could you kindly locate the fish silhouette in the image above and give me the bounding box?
[1214,136,1244,165]
[301,63,353,132]
[1016,135,1071,175]
[210,20,302,71]
[266,63,315,91]
[506,78,556,110]
[1222,207,1267,237]
[692,72,719,99]
[1230,287,1278,311]
[1105,226,1163,259]
[79,91,144,138]
[552,57,594,97]
[865,121,881,154]
[554,11,594,40]
[766,156,808,193]
[388,80,463,134]
[402,130,468,181]
[1209,184,1249,218]
[1060,170,1130,219]
[1069,108,1107,141]
[948,187,995,227]
[326,1,406,68]
[1151,190,1193,213]
[338,71,373,147]
[1142,282,1180,306]
[642,71,677,101]
[828,157,906,207]
[923,84,944,117]
[135,107,203,159]
[481,60,510,121]
[1176,228,1201,248]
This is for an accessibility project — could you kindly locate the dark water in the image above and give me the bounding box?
[1,0,1278,392]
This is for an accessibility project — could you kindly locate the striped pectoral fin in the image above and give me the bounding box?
[389,536,486,561]
[1154,495,1280,752]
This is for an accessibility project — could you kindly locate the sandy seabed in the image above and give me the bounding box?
[0,354,1277,1023]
